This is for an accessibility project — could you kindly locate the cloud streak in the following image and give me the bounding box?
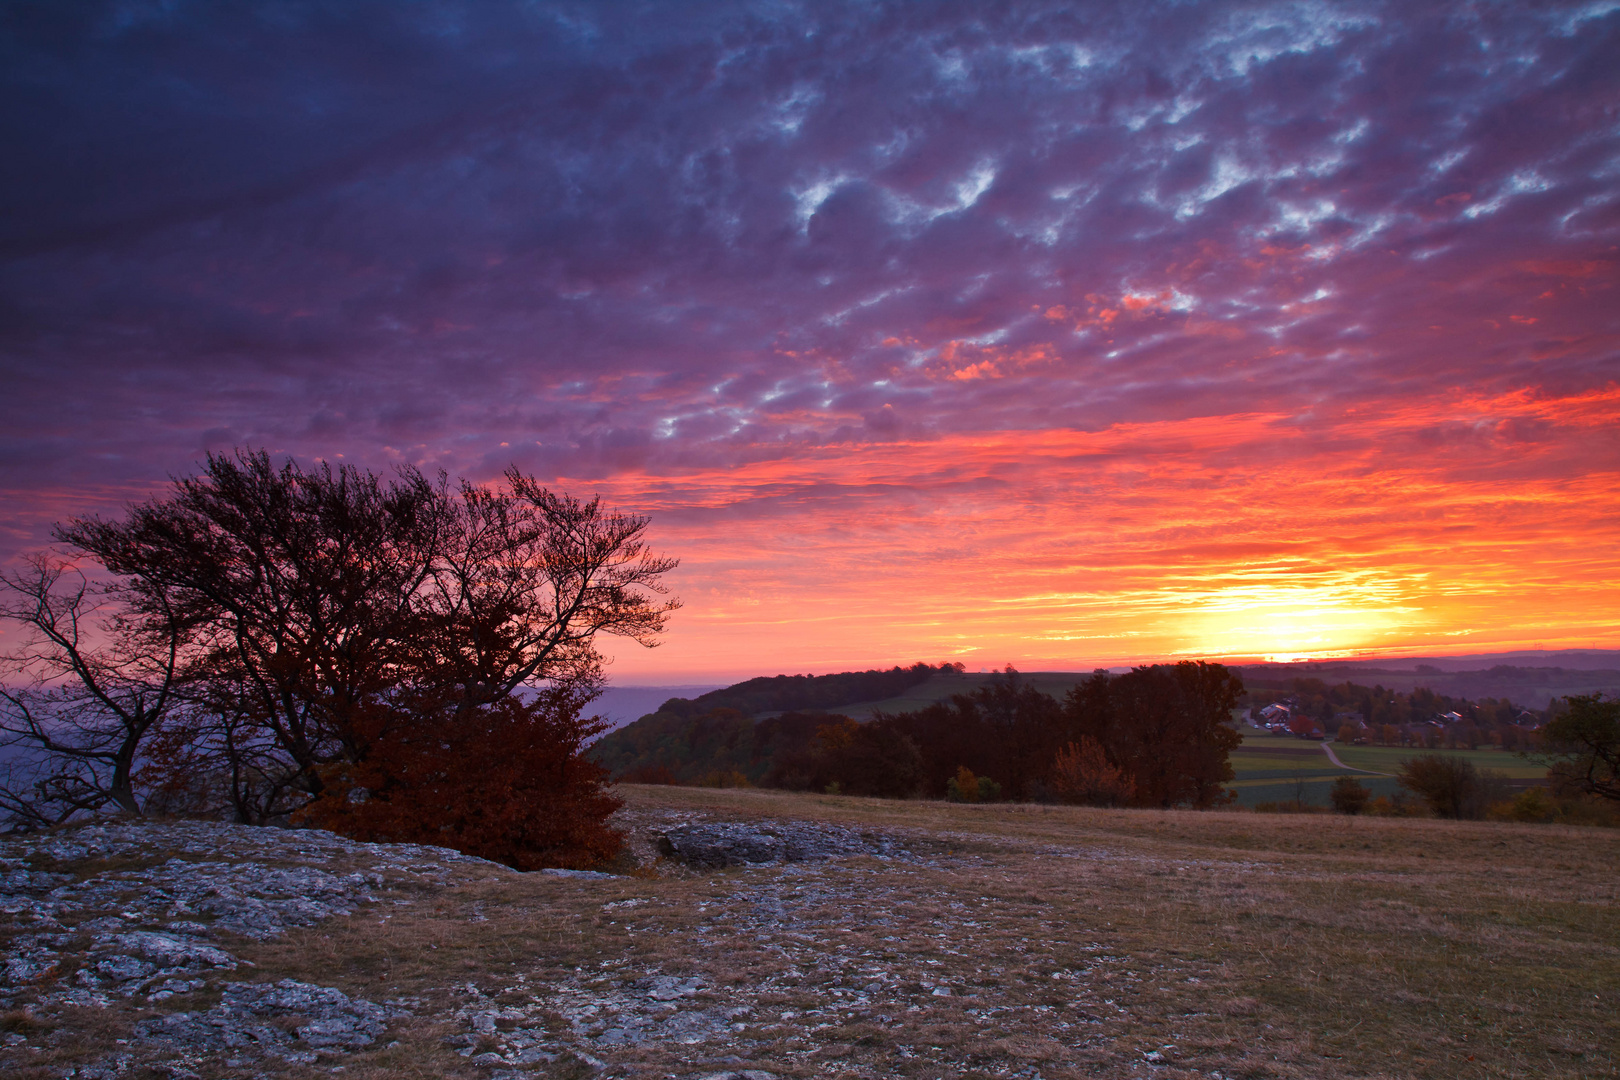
[0,0,1615,677]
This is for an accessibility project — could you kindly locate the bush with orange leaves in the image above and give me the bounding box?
[297,686,623,871]
[1049,736,1137,807]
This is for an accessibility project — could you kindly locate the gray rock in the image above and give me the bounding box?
[2,949,59,983]
[541,867,616,879]
[135,978,404,1062]
[64,1051,135,1078]
[645,975,704,1001]
[0,859,73,895]
[144,976,206,1000]
[94,955,157,983]
[656,821,901,868]
[96,931,237,971]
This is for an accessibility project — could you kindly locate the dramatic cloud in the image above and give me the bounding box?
[1,1,1616,678]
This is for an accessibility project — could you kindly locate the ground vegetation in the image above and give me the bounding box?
[6,787,1614,1080]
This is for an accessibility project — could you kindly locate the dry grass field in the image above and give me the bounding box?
[4,786,1616,1080]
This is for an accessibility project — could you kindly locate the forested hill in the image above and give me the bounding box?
[650,662,963,719]
[589,662,963,784]
[591,662,1247,807]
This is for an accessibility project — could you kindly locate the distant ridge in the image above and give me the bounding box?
[1229,649,1620,673]
[1231,654,1620,708]
[589,662,964,784]
[648,662,963,720]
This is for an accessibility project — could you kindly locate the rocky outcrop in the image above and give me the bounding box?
[137,978,406,1065]
[0,819,503,1075]
[654,820,904,868]
[1,812,928,1079]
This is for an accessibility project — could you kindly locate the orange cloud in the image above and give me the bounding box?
[948,360,999,381]
[557,387,1620,680]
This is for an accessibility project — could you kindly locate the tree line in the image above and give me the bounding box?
[598,662,1245,809]
[0,450,678,869]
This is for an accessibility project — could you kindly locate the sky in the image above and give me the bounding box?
[1,0,1617,683]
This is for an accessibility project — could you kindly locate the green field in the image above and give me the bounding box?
[763,672,1559,810]
[1228,728,1547,807]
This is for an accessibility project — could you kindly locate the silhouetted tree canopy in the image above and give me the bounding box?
[600,662,1244,808]
[0,556,188,824]
[1063,662,1243,809]
[1540,693,1620,802]
[1397,754,1495,819]
[876,669,1066,800]
[3,449,677,869]
[764,716,925,797]
[605,662,1245,809]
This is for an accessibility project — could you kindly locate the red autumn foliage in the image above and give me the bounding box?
[296,688,623,871]
[1049,736,1137,807]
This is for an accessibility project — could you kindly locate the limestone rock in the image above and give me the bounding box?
[136,978,404,1063]
[656,820,902,868]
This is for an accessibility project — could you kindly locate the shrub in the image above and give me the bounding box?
[1487,786,1555,823]
[1049,737,1136,807]
[297,689,623,871]
[946,765,981,802]
[1364,792,1423,817]
[1396,754,1509,819]
[1329,776,1370,815]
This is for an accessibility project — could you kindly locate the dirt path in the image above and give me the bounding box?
[1321,740,1394,775]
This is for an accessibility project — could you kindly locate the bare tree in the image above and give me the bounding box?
[1539,693,1620,802]
[54,449,680,824]
[0,556,187,824]
[58,451,455,802]
[420,469,682,715]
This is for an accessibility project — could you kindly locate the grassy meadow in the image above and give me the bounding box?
[1226,729,1548,808]
[590,786,1617,1079]
[29,784,1598,1080]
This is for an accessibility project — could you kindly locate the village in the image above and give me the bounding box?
[1252,698,1545,749]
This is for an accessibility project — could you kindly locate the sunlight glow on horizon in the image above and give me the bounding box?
[3,3,1616,685]
[582,386,1620,680]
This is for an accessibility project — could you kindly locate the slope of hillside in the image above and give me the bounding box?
[826,668,1095,720]
[588,667,1100,781]
[655,662,960,719]
[7,792,1611,1080]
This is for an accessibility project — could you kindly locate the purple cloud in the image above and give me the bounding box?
[0,2,1615,664]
